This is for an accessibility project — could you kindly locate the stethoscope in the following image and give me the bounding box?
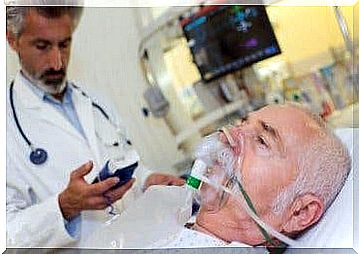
[9,80,118,165]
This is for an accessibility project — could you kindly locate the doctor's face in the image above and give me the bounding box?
[196,105,319,243]
[7,9,73,93]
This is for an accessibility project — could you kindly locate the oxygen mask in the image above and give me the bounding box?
[187,126,244,213]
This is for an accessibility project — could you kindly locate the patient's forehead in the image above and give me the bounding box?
[254,105,312,125]
[252,105,320,148]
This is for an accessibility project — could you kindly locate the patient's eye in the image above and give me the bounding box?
[256,135,269,149]
[238,115,248,126]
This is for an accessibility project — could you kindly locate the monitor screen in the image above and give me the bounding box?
[181,5,281,82]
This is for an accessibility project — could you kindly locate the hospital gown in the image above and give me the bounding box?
[150,226,249,248]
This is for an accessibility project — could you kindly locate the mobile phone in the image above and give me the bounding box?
[92,161,138,189]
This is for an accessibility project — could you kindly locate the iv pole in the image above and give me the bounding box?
[333,6,353,54]
[332,5,358,101]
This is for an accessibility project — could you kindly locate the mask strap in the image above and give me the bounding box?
[231,175,278,247]
[230,175,295,247]
[201,174,296,246]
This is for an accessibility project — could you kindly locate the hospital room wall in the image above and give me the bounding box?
[6,7,185,172]
[263,5,354,75]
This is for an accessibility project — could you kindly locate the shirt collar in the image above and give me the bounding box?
[19,71,72,105]
[44,85,73,106]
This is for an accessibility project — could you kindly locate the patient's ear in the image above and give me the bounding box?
[282,194,324,234]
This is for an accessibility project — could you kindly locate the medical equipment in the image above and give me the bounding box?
[181,6,281,82]
[143,86,170,118]
[9,81,119,165]
[186,159,207,190]
[186,128,297,247]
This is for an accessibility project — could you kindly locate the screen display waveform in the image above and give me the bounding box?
[182,6,281,82]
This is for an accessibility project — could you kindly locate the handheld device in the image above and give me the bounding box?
[92,160,138,189]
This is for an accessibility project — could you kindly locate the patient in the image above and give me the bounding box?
[85,103,351,249]
[159,103,351,249]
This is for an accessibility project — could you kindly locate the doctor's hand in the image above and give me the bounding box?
[58,161,135,220]
[144,172,185,191]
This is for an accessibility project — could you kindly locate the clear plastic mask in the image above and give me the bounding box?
[193,127,242,213]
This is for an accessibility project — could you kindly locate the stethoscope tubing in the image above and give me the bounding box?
[10,81,32,147]
[9,80,113,165]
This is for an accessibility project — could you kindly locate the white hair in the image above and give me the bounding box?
[271,104,351,215]
[6,0,83,38]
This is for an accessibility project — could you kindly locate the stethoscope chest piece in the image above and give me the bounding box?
[30,148,48,165]
[10,80,114,167]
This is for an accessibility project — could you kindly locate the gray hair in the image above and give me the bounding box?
[271,103,351,215]
[7,0,84,38]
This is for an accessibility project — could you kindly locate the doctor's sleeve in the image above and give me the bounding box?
[6,162,78,247]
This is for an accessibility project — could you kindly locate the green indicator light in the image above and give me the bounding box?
[186,176,201,189]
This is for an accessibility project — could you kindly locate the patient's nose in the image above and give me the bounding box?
[219,126,243,155]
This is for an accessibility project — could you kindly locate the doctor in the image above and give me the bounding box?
[6,2,185,247]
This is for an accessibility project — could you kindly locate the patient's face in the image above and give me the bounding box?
[196,105,319,243]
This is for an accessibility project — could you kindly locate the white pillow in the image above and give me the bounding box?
[292,128,357,249]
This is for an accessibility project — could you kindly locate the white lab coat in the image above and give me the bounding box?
[6,73,152,247]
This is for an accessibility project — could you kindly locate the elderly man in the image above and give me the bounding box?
[6,2,184,247]
[95,104,349,249]
[163,104,351,249]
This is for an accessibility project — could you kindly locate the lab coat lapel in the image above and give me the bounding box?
[72,88,101,165]
[13,74,84,141]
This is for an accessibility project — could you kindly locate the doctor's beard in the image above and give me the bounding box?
[21,65,67,95]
